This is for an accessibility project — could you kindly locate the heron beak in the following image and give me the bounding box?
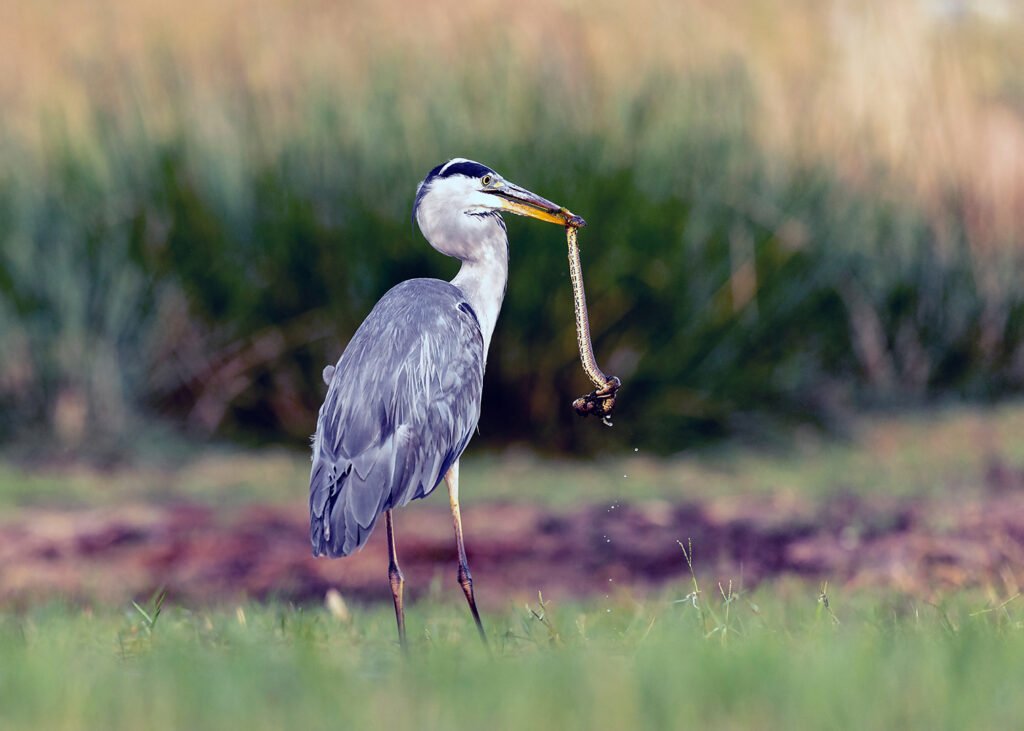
[490,182,587,228]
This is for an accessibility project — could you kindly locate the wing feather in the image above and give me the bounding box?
[309,279,484,557]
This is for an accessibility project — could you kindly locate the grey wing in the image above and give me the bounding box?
[309,279,485,557]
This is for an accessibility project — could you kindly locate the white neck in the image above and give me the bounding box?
[451,234,508,353]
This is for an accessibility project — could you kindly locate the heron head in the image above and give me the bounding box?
[413,159,585,255]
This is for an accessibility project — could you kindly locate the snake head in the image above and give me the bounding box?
[563,213,587,229]
[572,376,621,426]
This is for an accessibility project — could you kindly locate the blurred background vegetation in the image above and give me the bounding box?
[2,0,1024,458]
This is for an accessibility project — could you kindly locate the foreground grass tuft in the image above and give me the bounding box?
[2,586,1023,730]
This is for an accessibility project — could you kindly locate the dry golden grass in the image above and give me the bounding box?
[3,0,1022,249]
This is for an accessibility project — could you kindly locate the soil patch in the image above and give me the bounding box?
[2,492,1024,607]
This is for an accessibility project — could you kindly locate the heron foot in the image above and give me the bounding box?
[388,562,407,651]
[458,565,488,646]
[385,510,408,652]
[446,463,488,648]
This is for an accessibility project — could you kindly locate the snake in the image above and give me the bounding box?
[562,219,621,426]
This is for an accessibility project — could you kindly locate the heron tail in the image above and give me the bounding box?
[310,456,383,558]
[309,430,423,558]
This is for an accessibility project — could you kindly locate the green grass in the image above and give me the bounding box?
[2,583,1022,730]
[2,401,1022,510]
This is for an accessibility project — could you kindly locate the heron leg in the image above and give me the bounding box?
[385,509,407,651]
[445,462,488,645]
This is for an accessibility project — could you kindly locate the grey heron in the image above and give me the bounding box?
[309,158,584,647]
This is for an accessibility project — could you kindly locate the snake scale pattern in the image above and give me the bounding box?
[565,224,621,424]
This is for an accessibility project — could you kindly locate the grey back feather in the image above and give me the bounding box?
[309,278,485,557]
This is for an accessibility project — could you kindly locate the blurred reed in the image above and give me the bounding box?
[1,0,1023,454]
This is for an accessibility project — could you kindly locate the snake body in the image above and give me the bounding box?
[565,223,621,424]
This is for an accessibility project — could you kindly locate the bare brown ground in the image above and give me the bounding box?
[3,482,1024,608]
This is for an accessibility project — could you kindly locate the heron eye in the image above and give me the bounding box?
[481,174,493,187]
